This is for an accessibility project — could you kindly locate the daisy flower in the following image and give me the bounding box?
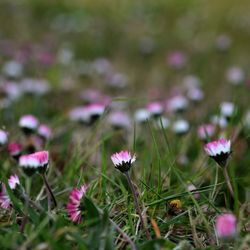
[8,175,20,190]
[38,124,52,140]
[19,114,39,134]
[204,138,231,167]
[19,151,49,175]
[8,142,22,160]
[147,101,164,117]
[111,150,136,173]
[66,185,87,223]
[197,124,215,141]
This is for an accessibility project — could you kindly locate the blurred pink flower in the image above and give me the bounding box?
[66,185,87,223]
[8,175,20,190]
[215,213,237,238]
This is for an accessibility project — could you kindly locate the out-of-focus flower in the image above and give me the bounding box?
[215,213,237,239]
[187,88,204,102]
[134,109,150,123]
[20,78,50,95]
[106,73,128,88]
[172,119,190,135]
[226,66,245,85]
[197,124,215,141]
[35,51,55,66]
[187,184,200,199]
[111,150,136,173]
[69,106,90,124]
[220,102,235,119]
[1,81,22,101]
[19,151,49,175]
[108,111,131,129]
[2,60,23,79]
[154,117,170,130]
[166,95,188,113]
[38,124,52,140]
[86,103,106,123]
[147,101,164,117]
[216,34,232,51]
[211,115,228,129]
[66,185,87,223]
[182,75,201,89]
[8,142,22,160]
[19,114,39,134]
[167,51,187,69]
[92,58,112,76]
[204,138,231,167]
[0,129,8,146]
[0,182,11,209]
[8,174,20,190]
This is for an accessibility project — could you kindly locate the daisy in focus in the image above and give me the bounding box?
[111,150,136,173]
[204,138,231,167]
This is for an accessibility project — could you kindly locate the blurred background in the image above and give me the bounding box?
[0,0,250,117]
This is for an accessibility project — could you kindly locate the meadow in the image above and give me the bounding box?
[0,0,250,249]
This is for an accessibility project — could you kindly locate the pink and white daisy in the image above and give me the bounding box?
[8,174,20,190]
[38,124,52,140]
[187,88,204,102]
[87,103,106,118]
[147,101,164,117]
[220,102,235,118]
[66,185,87,223]
[108,111,131,129]
[166,95,188,113]
[69,106,90,124]
[8,142,22,158]
[172,119,190,135]
[215,213,237,239]
[134,109,150,123]
[197,124,215,140]
[0,182,11,209]
[204,138,231,166]
[19,114,39,133]
[19,151,49,175]
[111,150,136,173]
[0,129,8,146]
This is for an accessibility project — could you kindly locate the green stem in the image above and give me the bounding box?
[124,172,151,240]
[223,166,235,200]
[42,174,57,208]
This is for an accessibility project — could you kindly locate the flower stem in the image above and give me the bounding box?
[223,166,235,200]
[42,174,57,208]
[124,171,151,240]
